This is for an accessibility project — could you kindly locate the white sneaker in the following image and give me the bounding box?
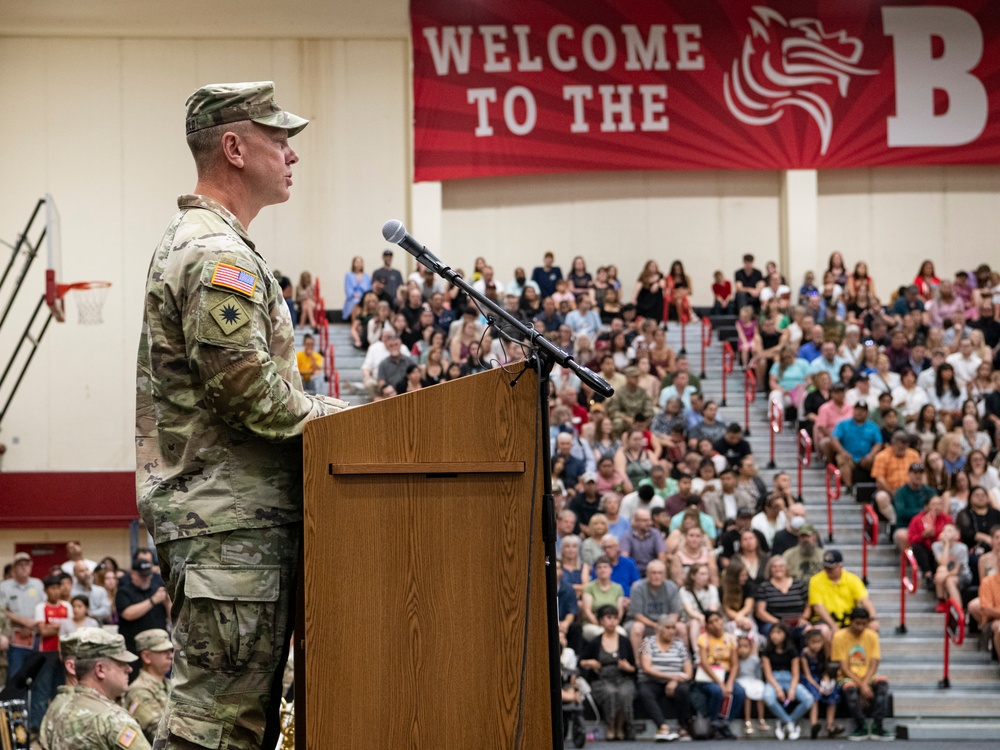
[788,722,801,740]
[655,727,671,742]
[775,722,786,740]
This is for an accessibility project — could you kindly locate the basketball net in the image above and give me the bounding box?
[51,281,111,325]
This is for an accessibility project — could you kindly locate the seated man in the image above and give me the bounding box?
[870,432,921,508]
[626,560,685,654]
[783,524,825,581]
[751,494,788,550]
[972,570,1000,659]
[595,534,642,597]
[808,550,879,642]
[832,608,892,740]
[620,508,667,576]
[829,400,882,491]
[885,463,936,548]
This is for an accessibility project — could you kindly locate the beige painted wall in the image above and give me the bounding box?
[438,169,782,304]
[0,528,132,573]
[0,35,409,472]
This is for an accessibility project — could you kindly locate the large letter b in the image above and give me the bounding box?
[883,7,987,147]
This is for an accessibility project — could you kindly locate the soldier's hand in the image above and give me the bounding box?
[152,587,167,604]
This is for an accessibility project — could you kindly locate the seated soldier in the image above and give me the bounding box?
[831,608,892,740]
[125,628,175,743]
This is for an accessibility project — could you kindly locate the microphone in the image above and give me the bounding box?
[381,220,447,275]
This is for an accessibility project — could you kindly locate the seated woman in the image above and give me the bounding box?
[670,524,719,588]
[769,345,811,420]
[638,614,694,742]
[679,563,720,636]
[579,605,638,742]
[720,560,760,645]
[581,556,626,641]
[761,623,814,740]
[754,556,810,642]
[559,534,591,599]
[693,611,745,738]
[733,529,769,590]
[907,404,944,457]
[296,270,318,329]
[581,514,610,567]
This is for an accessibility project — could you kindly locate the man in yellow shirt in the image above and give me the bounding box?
[831,608,891,740]
[296,333,324,394]
[808,550,879,643]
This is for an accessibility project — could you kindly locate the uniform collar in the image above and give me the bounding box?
[177,194,255,251]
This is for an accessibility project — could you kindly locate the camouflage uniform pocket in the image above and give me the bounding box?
[183,565,280,674]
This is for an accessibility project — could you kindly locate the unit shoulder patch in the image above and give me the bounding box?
[209,295,251,336]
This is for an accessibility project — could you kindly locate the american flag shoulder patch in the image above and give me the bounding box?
[211,263,257,297]
[118,726,138,748]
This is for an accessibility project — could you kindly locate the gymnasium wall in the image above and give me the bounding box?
[0,0,998,475]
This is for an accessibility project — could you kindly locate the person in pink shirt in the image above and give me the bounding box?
[906,495,953,589]
[815,383,855,462]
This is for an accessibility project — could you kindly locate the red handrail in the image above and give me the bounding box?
[679,315,687,354]
[721,342,734,406]
[744,368,757,435]
[767,397,783,469]
[896,548,919,634]
[861,504,879,585]
[825,463,841,542]
[797,429,812,501]
[699,318,712,379]
[940,598,966,688]
[324,343,339,398]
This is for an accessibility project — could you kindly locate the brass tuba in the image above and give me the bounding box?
[277,698,295,750]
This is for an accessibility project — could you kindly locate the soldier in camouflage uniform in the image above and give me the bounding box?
[135,81,347,749]
[39,628,150,750]
[38,629,83,747]
[125,629,174,742]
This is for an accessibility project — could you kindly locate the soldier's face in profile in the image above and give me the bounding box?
[241,124,298,207]
[101,658,132,699]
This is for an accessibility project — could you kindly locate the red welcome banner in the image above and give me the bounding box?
[411,0,1000,181]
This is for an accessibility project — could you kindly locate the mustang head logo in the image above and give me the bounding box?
[723,6,878,155]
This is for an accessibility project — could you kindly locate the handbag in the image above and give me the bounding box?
[691,714,714,740]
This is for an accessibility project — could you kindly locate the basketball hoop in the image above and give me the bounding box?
[56,281,112,325]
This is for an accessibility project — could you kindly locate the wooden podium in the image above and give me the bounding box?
[300,367,554,749]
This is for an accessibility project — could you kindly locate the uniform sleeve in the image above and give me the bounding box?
[127,686,160,741]
[183,253,347,441]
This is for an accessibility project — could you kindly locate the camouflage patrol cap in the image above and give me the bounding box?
[134,628,173,653]
[185,81,308,137]
[59,629,83,661]
[73,627,138,663]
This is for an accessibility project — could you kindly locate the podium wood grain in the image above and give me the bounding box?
[302,367,553,749]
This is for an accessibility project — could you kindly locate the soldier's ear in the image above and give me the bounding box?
[220,130,247,169]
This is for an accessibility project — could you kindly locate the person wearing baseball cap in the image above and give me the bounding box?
[372,247,404,303]
[830,608,892,739]
[807,550,878,644]
[782,522,825,581]
[828,395,882,493]
[39,628,149,749]
[0,552,45,705]
[124,629,175,742]
[136,79,348,748]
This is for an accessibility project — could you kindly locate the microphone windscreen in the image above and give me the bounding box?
[382,219,407,244]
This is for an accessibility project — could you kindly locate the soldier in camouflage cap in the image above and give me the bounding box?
[185,81,308,137]
[39,627,150,750]
[136,80,348,749]
[124,629,174,742]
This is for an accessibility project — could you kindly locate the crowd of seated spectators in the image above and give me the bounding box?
[337,246,998,739]
[754,254,1000,672]
[340,246,934,741]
